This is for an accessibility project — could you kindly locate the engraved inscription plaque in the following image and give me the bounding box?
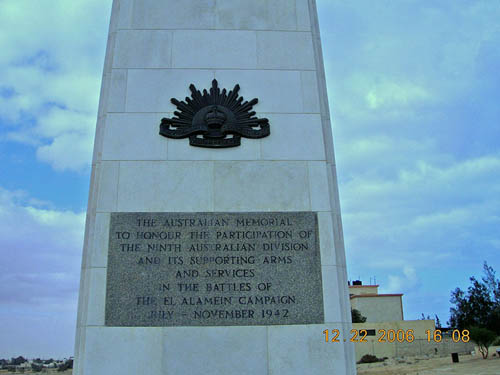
[105,212,324,327]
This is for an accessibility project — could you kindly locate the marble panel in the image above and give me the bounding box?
[296,0,312,31]
[301,70,321,113]
[318,211,336,266]
[257,31,315,69]
[131,0,216,29]
[214,70,303,113]
[101,113,167,161]
[103,32,117,75]
[268,324,347,375]
[117,161,214,212]
[86,268,107,326]
[107,69,127,113]
[83,327,162,375]
[326,165,348,269]
[167,136,260,160]
[92,117,105,164]
[322,265,343,323]
[261,113,325,160]
[125,69,215,113]
[214,161,310,211]
[89,213,110,268]
[308,161,332,211]
[117,0,133,29]
[113,30,172,68]
[76,268,91,327]
[162,326,267,374]
[96,161,119,212]
[215,0,297,30]
[172,30,256,69]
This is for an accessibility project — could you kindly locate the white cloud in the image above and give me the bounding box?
[385,266,419,294]
[0,187,85,305]
[0,187,84,357]
[0,0,111,172]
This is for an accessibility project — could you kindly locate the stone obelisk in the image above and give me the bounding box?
[74,1,356,374]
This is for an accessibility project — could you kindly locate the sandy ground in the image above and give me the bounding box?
[2,355,498,374]
[357,354,500,375]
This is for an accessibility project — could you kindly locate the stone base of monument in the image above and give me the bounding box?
[74,0,356,374]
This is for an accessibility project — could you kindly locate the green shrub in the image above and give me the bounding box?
[31,363,43,372]
[470,326,497,359]
[357,354,385,364]
[492,336,500,346]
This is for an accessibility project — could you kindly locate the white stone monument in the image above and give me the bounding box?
[74,1,356,374]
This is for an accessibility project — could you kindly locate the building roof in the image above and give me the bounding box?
[349,284,379,288]
[350,293,403,299]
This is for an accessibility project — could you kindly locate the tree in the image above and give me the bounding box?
[31,363,43,373]
[435,314,442,329]
[449,262,500,335]
[351,308,367,323]
[469,327,497,359]
[11,356,26,366]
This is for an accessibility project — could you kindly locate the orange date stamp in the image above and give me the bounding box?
[322,329,470,343]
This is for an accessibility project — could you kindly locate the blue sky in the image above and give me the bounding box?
[1,0,499,358]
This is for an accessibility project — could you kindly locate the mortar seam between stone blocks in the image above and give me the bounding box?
[121,28,312,33]
[123,69,129,112]
[115,161,121,211]
[99,158,326,162]
[169,30,174,68]
[214,0,218,29]
[306,161,312,210]
[266,326,270,375]
[299,71,306,113]
[212,161,215,212]
[107,111,321,115]
[294,0,299,32]
[123,69,128,113]
[122,67,315,71]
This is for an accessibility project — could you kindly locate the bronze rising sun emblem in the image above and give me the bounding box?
[159,79,270,148]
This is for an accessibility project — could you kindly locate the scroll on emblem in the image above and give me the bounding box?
[159,79,270,148]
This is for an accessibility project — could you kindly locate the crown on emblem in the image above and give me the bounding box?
[205,106,227,128]
[159,79,270,148]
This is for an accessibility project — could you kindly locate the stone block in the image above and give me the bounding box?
[318,211,336,266]
[268,324,347,375]
[214,70,303,113]
[82,327,163,375]
[86,268,107,326]
[257,31,315,70]
[322,265,343,323]
[261,113,325,160]
[131,0,216,29]
[107,69,127,112]
[216,0,297,30]
[167,135,260,161]
[89,213,110,268]
[116,161,214,212]
[101,113,168,161]
[301,70,321,113]
[214,161,310,211]
[296,0,312,31]
[162,326,268,374]
[172,30,257,69]
[116,0,133,29]
[125,69,215,113]
[308,161,332,211]
[95,161,119,212]
[113,30,172,68]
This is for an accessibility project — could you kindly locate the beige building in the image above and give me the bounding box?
[348,281,474,361]
[349,283,403,322]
